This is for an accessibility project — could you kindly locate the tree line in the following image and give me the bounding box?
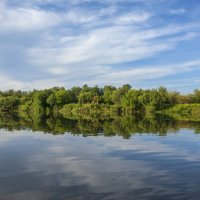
[0,85,200,117]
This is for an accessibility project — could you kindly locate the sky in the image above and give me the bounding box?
[0,0,200,92]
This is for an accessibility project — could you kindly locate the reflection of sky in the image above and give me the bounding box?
[0,130,200,199]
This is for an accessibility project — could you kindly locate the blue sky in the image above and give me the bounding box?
[0,0,200,92]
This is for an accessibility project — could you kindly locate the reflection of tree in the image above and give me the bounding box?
[0,113,200,138]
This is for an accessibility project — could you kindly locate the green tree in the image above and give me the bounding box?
[54,89,73,106]
[193,89,200,103]
[71,87,82,103]
[47,94,56,108]
[103,86,116,104]
[78,91,96,104]
[0,97,20,111]
[121,89,143,110]
[112,85,131,105]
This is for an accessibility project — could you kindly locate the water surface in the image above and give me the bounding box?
[0,116,200,200]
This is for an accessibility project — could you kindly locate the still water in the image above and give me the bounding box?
[0,116,200,200]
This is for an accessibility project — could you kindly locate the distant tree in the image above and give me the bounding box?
[71,86,82,103]
[112,85,131,105]
[121,84,132,90]
[81,84,90,93]
[103,86,116,104]
[54,89,73,106]
[47,94,56,108]
[78,91,96,104]
[193,89,200,103]
[32,90,50,115]
[0,97,20,111]
[168,91,179,105]
[121,89,143,110]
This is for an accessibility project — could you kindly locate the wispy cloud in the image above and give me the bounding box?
[83,60,200,87]
[0,4,60,31]
[0,0,200,91]
[115,12,152,25]
[0,59,199,91]
[29,23,198,66]
[169,9,187,15]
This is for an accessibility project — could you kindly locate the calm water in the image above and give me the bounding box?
[1,116,200,200]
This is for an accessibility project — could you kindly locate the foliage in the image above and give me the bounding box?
[1,113,200,138]
[166,104,200,120]
[0,85,200,119]
[0,96,20,111]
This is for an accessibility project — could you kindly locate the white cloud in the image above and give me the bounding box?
[0,1,107,32]
[0,6,61,31]
[48,67,66,75]
[28,22,197,69]
[0,59,199,91]
[169,9,187,15]
[91,60,200,85]
[0,0,199,91]
[0,72,65,91]
[0,74,24,90]
[116,12,152,25]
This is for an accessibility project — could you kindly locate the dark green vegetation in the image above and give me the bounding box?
[1,113,200,138]
[166,104,200,121]
[0,85,200,119]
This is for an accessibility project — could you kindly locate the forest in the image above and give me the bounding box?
[0,84,200,119]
